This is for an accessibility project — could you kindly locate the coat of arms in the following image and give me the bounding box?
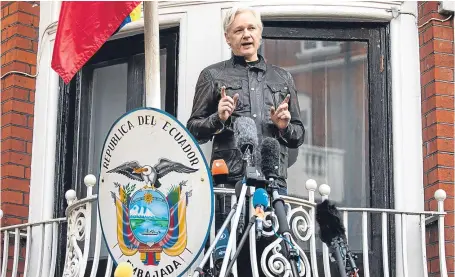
[97,107,214,277]
[107,159,198,265]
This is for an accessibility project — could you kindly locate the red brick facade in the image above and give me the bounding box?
[1,3,38,276]
[1,1,39,227]
[418,1,454,276]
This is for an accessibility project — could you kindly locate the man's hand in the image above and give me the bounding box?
[218,86,239,122]
[270,94,291,130]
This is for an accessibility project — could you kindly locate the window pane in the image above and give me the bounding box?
[263,39,369,252]
[88,63,128,174]
[87,63,128,258]
[263,39,369,206]
[88,63,128,175]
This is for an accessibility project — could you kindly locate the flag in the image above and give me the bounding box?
[119,2,143,29]
[51,1,142,84]
[112,188,140,256]
[158,185,188,257]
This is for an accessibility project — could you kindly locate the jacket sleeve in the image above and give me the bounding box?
[186,69,225,144]
[277,71,306,149]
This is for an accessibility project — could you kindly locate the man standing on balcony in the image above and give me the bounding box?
[186,5,305,277]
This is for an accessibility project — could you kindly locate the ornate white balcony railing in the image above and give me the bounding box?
[0,175,448,277]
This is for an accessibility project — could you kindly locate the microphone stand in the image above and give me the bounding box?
[193,148,255,277]
[218,146,264,277]
[317,199,359,277]
[267,179,300,277]
[329,237,359,277]
[225,215,257,277]
[193,206,238,277]
[194,144,265,277]
[192,179,250,277]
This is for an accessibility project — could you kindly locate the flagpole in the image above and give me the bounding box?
[144,1,161,108]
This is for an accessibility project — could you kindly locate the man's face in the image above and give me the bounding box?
[225,11,261,62]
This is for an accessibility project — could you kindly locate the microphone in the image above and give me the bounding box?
[259,137,300,277]
[114,262,134,277]
[260,137,280,180]
[260,137,287,232]
[316,199,359,276]
[234,117,263,188]
[252,188,269,239]
[234,117,258,161]
[211,159,229,185]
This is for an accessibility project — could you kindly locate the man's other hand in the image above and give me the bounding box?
[218,86,239,122]
[270,94,291,130]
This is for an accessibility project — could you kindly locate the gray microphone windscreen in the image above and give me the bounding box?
[234,117,258,154]
[260,137,280,179]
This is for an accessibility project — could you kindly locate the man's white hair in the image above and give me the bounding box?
[223,6,263,33]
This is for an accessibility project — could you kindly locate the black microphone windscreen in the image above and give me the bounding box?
[234,117,258,154]
[316,199,346,244]
[260,137,280,179]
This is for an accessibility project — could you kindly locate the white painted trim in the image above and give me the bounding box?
[236,5,395,21]
[111,12,186,39]
[176,14,189,122]
[28,2,61,277]
[220,2,401,59]
[161,0,404,9]
[390,2,425,277]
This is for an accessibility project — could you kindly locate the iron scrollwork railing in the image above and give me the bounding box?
[62,175,97,277]
[259,203,314,277]
[0,175,449,277]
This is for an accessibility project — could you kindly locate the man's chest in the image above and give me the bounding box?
[213,68,291,119]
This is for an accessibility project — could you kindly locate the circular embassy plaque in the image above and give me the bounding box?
[97,107,214,277]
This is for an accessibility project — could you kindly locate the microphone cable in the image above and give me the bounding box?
[270,221,302,274]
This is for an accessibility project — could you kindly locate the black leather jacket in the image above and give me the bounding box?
[187,55,305,186]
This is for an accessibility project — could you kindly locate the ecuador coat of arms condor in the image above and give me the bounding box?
[97,108,214,277]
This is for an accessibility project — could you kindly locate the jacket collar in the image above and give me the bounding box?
[231,53,267,71]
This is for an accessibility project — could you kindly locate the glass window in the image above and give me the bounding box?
[263,39,369,209]
[88,64,128,176]
[262,22,391,277]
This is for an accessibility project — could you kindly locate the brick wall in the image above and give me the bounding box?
[1,1,38,226]
[1,5,39,275]
[418,1,454,276]
[1,3,39,276]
